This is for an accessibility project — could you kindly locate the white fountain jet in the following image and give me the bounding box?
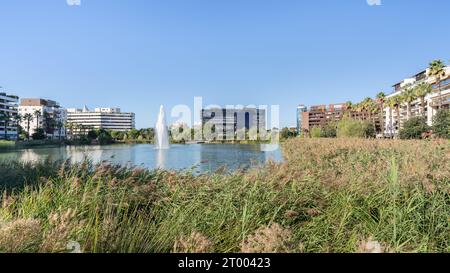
[155,105,170,150]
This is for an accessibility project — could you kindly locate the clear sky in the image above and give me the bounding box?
[0,0,448,128]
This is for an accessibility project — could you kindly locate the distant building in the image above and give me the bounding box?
[67,106,135,135]
[296,105,307,135]
[18,98,66,139]
[297,103,381,133]
[201,107,266,140]
[298,103,348,132]
[0,92,19,140]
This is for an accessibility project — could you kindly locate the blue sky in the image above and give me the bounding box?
[0,0,448,128]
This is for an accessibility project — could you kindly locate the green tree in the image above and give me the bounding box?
[376,92,386,137]
[386,97,397,137]
[392,95,402,131]
[337,118,375,138]
[97,129,113,145]
[32,128,46,140]
[321,123,337,138]
[33,110,42,130]
[310,127,322,138]
[56,121,64,140]
[87,130,98,140]
[401,85,417,120]
[128,129,139,140]
[399,116,430,140]
[23,113,33,140]
[414,82,432,116]
[428,60,446,109]
[280,127,296,140]
[432,109,450,139]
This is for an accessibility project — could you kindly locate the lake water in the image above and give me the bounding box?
[0,144,282,173]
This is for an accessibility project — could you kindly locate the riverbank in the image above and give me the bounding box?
[0,138,449,253]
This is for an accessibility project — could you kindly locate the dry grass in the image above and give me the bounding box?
[0,138,448,253]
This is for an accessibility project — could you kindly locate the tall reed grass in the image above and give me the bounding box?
[0,138,449,253]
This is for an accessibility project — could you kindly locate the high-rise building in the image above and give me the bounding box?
[201,107,266,140]
[66,106,135,135]
[18,98,67,139]
[0,92,19,140]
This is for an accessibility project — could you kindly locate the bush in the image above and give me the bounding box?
[399,116,430,139]
[310,127,322,138]
[97,130,113,145]
[280,128,296,140]
[432,109,450,139]
[321,123,337,138]
[31,128,46,140]
[87,130,98,140]
[337,119,375,138]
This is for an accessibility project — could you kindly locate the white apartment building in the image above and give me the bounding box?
[0,92,19,140]
[66,106,135,135]
[18,98,67,139]
[384,66,450,137]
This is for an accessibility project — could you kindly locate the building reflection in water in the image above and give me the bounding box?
[20,149,41,163]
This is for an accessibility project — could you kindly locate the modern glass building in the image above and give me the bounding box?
[296,105,307,135]
[201,107,266,140]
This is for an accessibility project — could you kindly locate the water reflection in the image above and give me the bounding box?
[156,149,167,169]
[0,144,282,173]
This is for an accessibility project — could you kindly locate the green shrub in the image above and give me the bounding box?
[321,123,337,138]
[87,130,98,140]
[399,116,430,139]
[280,127,296,140]
[97,129,113,145]
[31,128,46,140]
[432,109,450,139]
[310,127,322,138]
[337,118,375,138]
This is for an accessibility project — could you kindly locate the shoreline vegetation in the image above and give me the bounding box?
[0,138,276,151]
[0,138,448,253]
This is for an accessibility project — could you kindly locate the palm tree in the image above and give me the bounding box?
[33,110,42,131]
[55,121,63,141]
[401,85,417,120]
[362,97,375,121]
[0,113,11,140]
[428,60,446,109]
[12,114,22,140]
[376,92,386,137]
[12,114,22,127]
[392,95,402,131]
[65,122,72,139]
[345,101,354,118]
[354,102,363,120]
[414,82,432,116]
[23,113,33,140]
[387,97,397,137]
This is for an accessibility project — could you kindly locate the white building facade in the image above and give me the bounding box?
[67,106,135,135]
[384,67,450,137]
[0,92,19,140]
[18,98,67,139]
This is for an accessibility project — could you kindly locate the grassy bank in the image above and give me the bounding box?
[0,138,449,253]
